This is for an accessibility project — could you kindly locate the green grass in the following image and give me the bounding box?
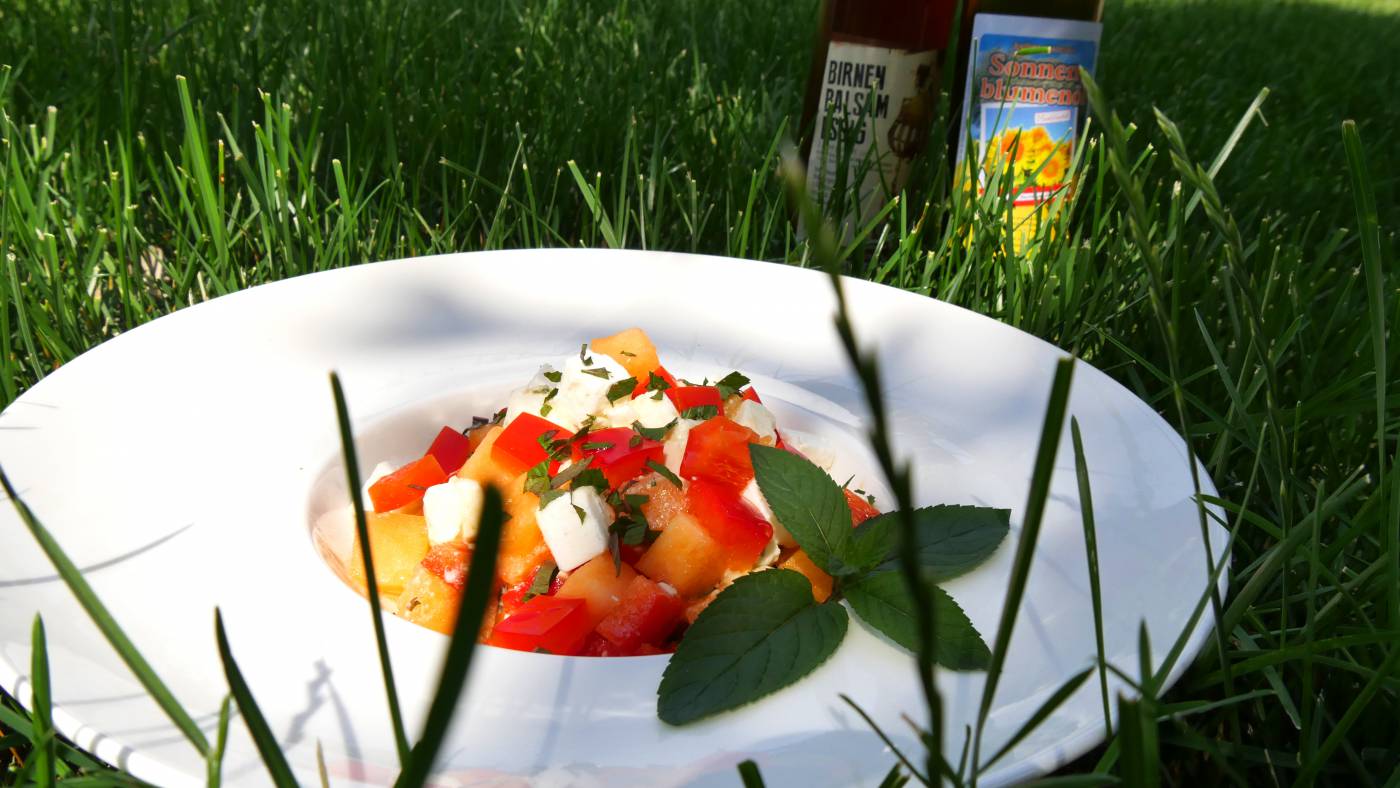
[2,0,1399,783]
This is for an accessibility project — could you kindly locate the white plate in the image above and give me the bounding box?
[0,249,1226,787]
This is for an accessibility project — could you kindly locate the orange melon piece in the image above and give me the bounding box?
[634,512,728,598]
[591,327,660,380]
[457,426,514,489]
[779,550,833,603]
[556,554,639,627]
[635,472,686,531]
[497,472,549,586]
[396,566,459,634]
[347,512,430,599]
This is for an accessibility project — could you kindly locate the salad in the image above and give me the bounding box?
[343,327,881,657]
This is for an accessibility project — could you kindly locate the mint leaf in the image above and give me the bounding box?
[865,506,1010,582]
[607,377,638,402]
[749,444,853,575]
[633,420,676,441]
[715,371,751,399]
[658,570,848,725]
[844,571,990,670]
[543,370,562,383]
[581,367,612,380]
[646,459,683,488]
[647,371,672,392]
[679,404,718,420]
[523,560,558,602]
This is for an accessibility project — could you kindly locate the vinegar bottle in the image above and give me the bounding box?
[798,0,961,237]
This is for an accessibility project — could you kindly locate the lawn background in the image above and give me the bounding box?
[2,0,1398,784]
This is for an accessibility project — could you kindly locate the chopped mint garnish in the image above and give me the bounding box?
[647,459,683,487]
[680,405,718,420]
[607,377,638,402]
[715,371,751,400]
[633,419,675,441]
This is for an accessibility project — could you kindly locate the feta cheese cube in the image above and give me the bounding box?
[556,350,632,420]
[742,478,797,548]
[631,390,680,430]
[778,428,835,471]
[423,476,485,545]
[597,398,638,429]
[731,400,778,442]
[663,418,703,476]
[537,486,614,571]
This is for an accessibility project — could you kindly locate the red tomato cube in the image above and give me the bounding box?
[684,477,773,570]
[425,426,475,475]
[573,427,664,489]
[631,365,679,399]
[666,385,723,414]
[740,387,762,404]
[487,596,592,656]
[492,413,573,476]
[680,416,760,491]
[368,455,449,513]
[844,488,881,526]
[595,576,685,652]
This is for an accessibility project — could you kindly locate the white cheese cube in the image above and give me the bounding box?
[537,486,614,571]
[631,391,680,430]
[742,478,797,548]
[663,418,703,477]
[597,398,638,429]
[779,428,835,471]
[731,400,778,443]
[423,476,485,545]
[556,350,632,422]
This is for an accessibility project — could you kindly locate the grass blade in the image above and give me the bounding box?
[206,694,231,788]
[840,694,930,786]
[972,357,1076,780]
[214,609,298,787]
[393,484,504,787]
[1070,418,1112,733]
[981,666,1094,771]
[737,759,766,788]
[329,372,411,766]
[29,615,55,788]
[1341,120,1393,627]
[0,466,210,756]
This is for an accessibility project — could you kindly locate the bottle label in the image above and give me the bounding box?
[955,14,1103,247]
[805,41,938,238]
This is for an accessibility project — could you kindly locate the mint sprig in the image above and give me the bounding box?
[658,570,848,725]
[658,446,1006,725]
[845,572,990,670]
[749,444,853,576]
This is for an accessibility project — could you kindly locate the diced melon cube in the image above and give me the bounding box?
[347,512,430,599]
[635,472,686,530]
[779,549,833,603]
[457,426,515,489]
[634,512,727,598]
[395,566,460,635]
[590,327,660,380]
[497,472,549,586]
[555,554,639,627]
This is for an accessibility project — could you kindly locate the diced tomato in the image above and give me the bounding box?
[492,413,573,476]
[579,632,632,657]
[368,456,449,513]
[499,562,563,616]
[666,385,723,414]
[741,387,762,404]
[595,576,685,652]
[420,542,470,590]
[573,427,664,489]
[684,477,773,569]
[680,416,760,491]
[631,365,679,399]
[487,596,592,655]
[845,488,881,526]
[425,426,475,475]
